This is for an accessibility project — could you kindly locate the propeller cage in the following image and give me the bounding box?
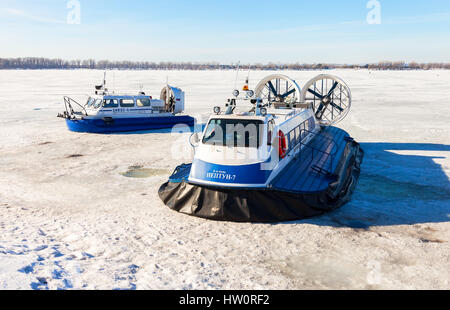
[253,74,351,126]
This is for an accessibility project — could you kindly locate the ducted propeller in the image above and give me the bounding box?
[301,74,351,126]
[254,74,302,108]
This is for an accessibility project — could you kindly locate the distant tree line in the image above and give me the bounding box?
[0,58,449,70]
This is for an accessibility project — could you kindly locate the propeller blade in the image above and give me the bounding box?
[315,103,325,119]
[307,88,324,99]
[330,101,344,112]
[267,81,278,96]
[280,88,296,99]
[326,82,339,98]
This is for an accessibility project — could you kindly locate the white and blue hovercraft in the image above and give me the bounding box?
[159,74,364,222]
[58,73,194,133]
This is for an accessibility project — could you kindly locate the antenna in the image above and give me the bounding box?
[113,71,115,94]
[166,75,169,95]
[243,63,251,91]
[100,71,108,95]
[166,75,169,105]
[233,61,241,90]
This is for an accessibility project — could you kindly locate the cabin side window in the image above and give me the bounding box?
[289,131,296,146]
[295,126,301,143]
[137,98,151,107]
[120,99,135,108]
[308,117,315,131]
[285,117,316,153]
[301,123,306,140]
[103,99,118,108]
[86,97,95,108]
[267,120,275,145]
[93,99,102,109]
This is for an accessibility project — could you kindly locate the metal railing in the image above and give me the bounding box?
[62,96,88,118]
[297,129,338,176]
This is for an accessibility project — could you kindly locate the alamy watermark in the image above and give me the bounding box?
[65,1,380,27]
[367,0,381,25]
[67,0,81,24]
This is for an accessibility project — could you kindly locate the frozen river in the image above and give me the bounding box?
[0,69,449,289]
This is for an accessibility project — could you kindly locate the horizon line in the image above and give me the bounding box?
[1,57,450,66]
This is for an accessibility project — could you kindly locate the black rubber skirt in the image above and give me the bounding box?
[158,140,364,223]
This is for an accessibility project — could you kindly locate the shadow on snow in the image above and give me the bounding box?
[280,142,450,228]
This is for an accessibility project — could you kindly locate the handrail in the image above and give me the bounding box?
[296,128,338,174]
[63,96,88,117]
[300,128,338,156]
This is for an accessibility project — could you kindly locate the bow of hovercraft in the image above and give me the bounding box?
[188,115,276,189]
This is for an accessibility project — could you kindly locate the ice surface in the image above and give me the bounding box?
[0,69,449,290]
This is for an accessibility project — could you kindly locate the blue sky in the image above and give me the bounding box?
[0,0,449,63]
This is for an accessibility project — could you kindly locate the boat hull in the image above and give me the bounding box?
[158,128,364,223]
[65,115,195,133]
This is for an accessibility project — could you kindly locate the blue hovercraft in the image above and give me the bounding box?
[58,73,194,133]
[159,74,364,223]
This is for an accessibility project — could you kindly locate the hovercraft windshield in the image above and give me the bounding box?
[202,118,264,148]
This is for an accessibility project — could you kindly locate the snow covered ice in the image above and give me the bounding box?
[0,69,449,289]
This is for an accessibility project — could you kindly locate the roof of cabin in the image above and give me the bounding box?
[209,114,268,121]
[90,94,156,100]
